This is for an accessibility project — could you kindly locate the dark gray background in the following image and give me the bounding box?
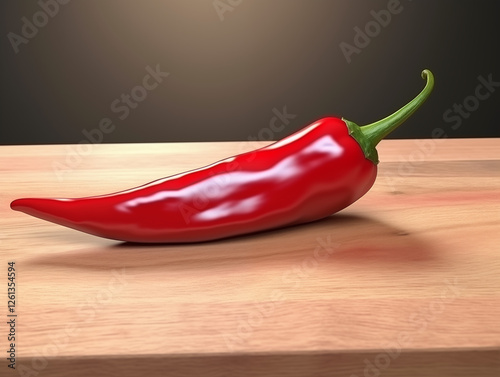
[1,0,499,145]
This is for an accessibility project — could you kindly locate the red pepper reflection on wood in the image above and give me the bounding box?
[11,70,434,243]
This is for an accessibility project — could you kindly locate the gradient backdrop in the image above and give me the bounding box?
[1,0,499,145]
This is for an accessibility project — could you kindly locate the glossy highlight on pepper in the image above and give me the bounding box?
[11,70,435,243]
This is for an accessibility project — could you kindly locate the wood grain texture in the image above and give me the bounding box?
[1,138,499,376]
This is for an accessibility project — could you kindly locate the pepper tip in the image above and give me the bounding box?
[10,199,23,211]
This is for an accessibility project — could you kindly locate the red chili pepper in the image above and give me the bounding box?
[11,70,434,243]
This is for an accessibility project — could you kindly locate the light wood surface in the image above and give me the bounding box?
[1,138,499,376]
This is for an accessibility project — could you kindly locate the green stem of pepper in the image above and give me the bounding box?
[344,69,434,164]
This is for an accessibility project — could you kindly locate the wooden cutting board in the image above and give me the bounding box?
[1,138,499,376]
